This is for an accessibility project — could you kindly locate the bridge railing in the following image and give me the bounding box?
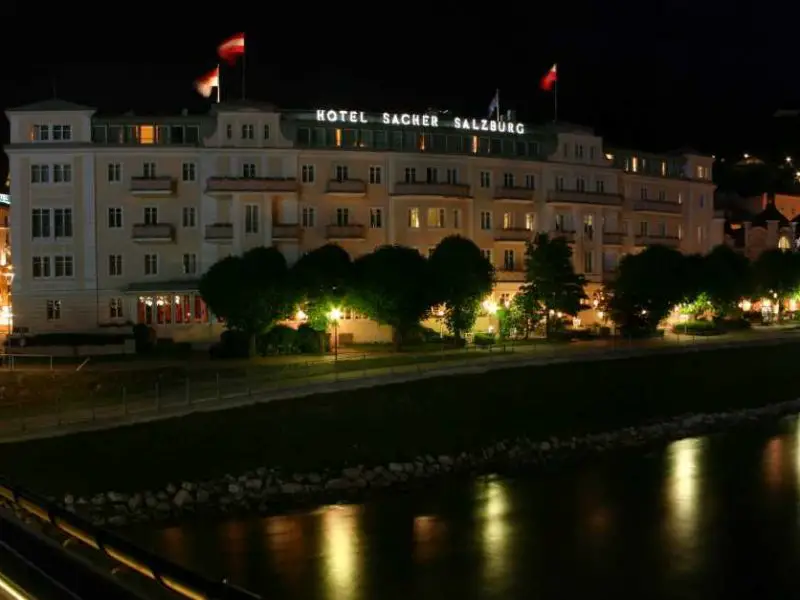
[0,477,260,600]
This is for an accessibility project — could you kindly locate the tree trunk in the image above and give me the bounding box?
[544,312,551,340]
[248,333,257,358]
[392,327,402,351]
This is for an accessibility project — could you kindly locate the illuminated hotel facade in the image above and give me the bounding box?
[4,99,721,342]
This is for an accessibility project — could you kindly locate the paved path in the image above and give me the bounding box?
[1,328,799,444]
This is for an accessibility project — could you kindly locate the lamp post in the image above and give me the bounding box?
[328,308,342,361]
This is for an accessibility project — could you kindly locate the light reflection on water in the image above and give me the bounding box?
[127,419,800,600]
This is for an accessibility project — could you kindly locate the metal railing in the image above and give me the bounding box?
[0,477,260,599]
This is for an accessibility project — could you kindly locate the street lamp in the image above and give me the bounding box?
[328,307,342,360]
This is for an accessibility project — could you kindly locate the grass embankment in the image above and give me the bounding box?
[0,342,797,496]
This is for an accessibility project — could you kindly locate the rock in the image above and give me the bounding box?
[64,494,74,505]
[108,515,127,526]
[155,502,171,512]
[308,473,322,484]
[325,478,351,490]
[128,494,142,511]
[244,479,262,491]
[227,483,241,495]
[281,482,304,494]
[173,489,193,507]
[165,483,177,495]
[540,441,551,452]
[342,467,362,480]
[144,494,157,509]
[388,463,404,473]
[181,482,196,491]
[437,455,453,466]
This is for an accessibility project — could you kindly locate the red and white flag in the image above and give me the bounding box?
[540,64,557,92]
[218,33,245,65]
[195,66,219,98]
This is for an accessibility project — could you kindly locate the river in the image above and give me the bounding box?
[127,419,800,599]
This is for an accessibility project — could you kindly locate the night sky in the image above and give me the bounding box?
[2,2,799,178]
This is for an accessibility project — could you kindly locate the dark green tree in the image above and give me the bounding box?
[428,235,494,341]
[291,244,352,331]
[349,245,433,348]
[753,248,800,320]
[701,245,753,316]
[199,246,294,355]
[517,233,586,338]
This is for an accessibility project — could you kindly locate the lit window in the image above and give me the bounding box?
[139,125,155,144]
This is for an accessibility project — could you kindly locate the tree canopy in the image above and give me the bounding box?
[291,244,352,331]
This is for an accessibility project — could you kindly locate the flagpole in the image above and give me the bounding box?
[216,64,221,104]
[553,78,558,123]
[241,49,246,100]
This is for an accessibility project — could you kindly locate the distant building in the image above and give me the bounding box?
[0,193,11,333]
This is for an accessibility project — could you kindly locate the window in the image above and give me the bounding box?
[109,298,124,319]
[583,214,594,240]
[453,208,461,229]
[427,208,445,228]
[32,256,51,278]
[32,125,50,141]
[53,125,72,141]
[182,253,197,275]
[335,165,349,181]
[699,194,705,208]
[144,254,158,276]
[369,166,382,184]
[46,300,61,321]
[480,171,491,188]
[657,190,666,201]
[631,156,639,172]
[242,162,256,178]
[301,206,316,227]
[182,207,196,228]
[245,204,260,233]
[31,164,50,183]
[480,211,492,230]
[584,251,593,273]
[503,172,515,187]
[336,208,350,226]
[639,221,648,236]
[426,167,438,183]
[369,208,383,228]
[108,254,123,276]
[301,164,315,183]
[107,162,122,183]
[31,208,51,238]
[144,207,158,225]
[408,208,420,228]
[697,226,704,244]
[502,212,513,229]
[576,177,586,192]
[555,176,565,191]
[404,167,417,183]
[108,207,123,228]
[241,124,255,139]
[143,162,156,178]
[226,124,233,139]
[779,236,791,251]
[52,164,72,183]
[640,186,648,200]
[524,174,535,190]
[263,124,271,140]
[525,213,535,230]
[445,168,458,184]
[657,222,666,237]
[575,144,584,159]
[481,249,493,264]
[181,162,196,182]
[54,208,73,238]
[54,255,73,277]
[595,179,605,193]
[503,249,515,271]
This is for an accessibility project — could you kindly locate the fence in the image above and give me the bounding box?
[0,329,798,441]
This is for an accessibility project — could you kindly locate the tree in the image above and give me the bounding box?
[349,245,433,348]
[291,244,352,331]
[428,235,494,341]
[199,246,294,355]
[753,249,800,320]
[608,245,686,334]
[701,245,752,316]
[517,233,586,338]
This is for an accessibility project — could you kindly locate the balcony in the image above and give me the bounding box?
[272,224,302,240]
[493,187,535,202]
[635,234,680,248]
[130,176,175,196]
[326,224,366,240]
[494,228,533,242]
[132,223,174,242]
[602,231,625,245]
[495,269,526,282]
[546,190,623,206]
[326,179,367,195]
[206,177,299,194]
[204,223,233,243]
[633,200,682,214]
[550,229,576,243]
[392,182,472,198]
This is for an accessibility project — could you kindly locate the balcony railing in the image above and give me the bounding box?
[326,179,367,195]
[546,190,623,206]
[392,182,472,198]
[495,269,526,282]
[204,223,233,242]
[602,231,624,245]
[550,229,576,243]
[130,176,175,195]
[132,223,175,242]
[272,224,302,239]
[635,234,680,247]
[493,187,535,202]
[326,224,366,240]
[206,177,299,193]
[494,228,533,242]
[633,200,682,214]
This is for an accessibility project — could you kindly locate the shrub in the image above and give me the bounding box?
[671,320,721,336]
[296,323,325,354]
[132,324,156,354]
[258,325,297,355]
[210,330,250,359]
[473,332,496,347]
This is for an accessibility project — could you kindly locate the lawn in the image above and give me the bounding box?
[0,341,797,497]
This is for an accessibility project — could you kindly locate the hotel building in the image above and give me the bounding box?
[4,99,721,342]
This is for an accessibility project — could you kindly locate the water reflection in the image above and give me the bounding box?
[764,437,785,492]
[477,477,511,584]
[664,436,706,566]
[320,505,362,599]
[412,515,445,564]
[263,515,306,583]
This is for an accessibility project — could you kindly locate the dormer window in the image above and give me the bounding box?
[241,124,254,140]
[31,125,50,141]
[52,125,72,141]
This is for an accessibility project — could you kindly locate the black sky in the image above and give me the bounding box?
[1,2,799,168]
